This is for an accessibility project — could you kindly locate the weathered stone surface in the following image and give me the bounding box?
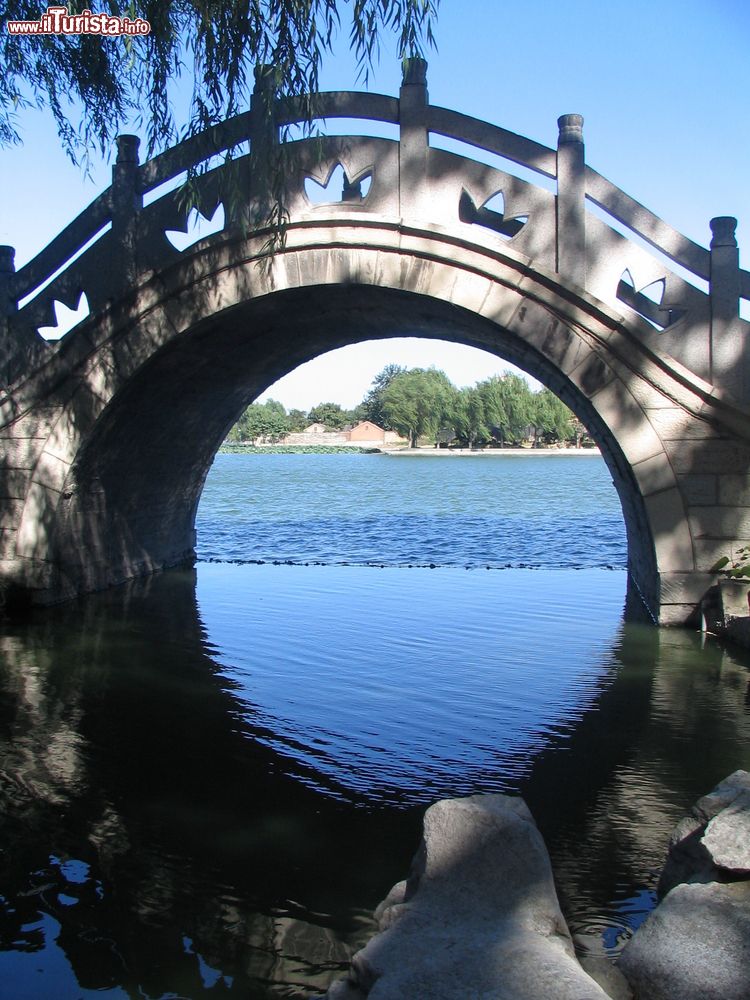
[618,772,750,1000]
[323,794,610,999]
[618,881,750,1000]
[701,789,750,872]
[573,933,634,1000]
[659,770,750,895]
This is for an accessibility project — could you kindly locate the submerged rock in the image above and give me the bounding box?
[323,793,610,999]
[618,771,750,1000]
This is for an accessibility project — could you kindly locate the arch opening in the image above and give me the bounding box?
[59,282,656,616]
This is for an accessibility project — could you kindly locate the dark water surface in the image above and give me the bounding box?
[1,453,749,998]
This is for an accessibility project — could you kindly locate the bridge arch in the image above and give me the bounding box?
[5,217,713,621]
[2,65,749,623]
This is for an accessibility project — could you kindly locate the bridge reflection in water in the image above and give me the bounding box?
[0,564,748,996]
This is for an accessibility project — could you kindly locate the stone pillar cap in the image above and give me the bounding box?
[253,63,276,92]
[0,246,15,272]
[402,56,428,86]
[116,134,140,164]
[710,216,738,248]
[557,114,584,144]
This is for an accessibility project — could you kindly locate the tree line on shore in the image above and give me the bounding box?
[226,365,589,448]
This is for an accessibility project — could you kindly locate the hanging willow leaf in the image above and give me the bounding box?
[1,1,439,243]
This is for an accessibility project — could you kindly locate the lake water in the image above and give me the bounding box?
[196,452,626,568]
[1,452,749,998]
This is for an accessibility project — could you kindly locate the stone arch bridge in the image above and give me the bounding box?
[1,61,749,624]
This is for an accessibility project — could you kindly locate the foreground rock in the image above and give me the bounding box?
[618,881,750,1000]
[618,770,750,1000]
[657,769,750,895]
[323,794,611,999]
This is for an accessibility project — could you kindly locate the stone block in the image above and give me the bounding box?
[1,405,58,440]
[631,452,676,497]
[0,499,26,527]
[33,451,72,494]
[314,241,382,289]
[688,506,750,540]
[653,601,697,627]
[645,406,718,441]
[0,467,30,500]
[395,254,440,299]
[0,396,20,429]
[588,377,665,467]
[447,270,497,318]
[665,439,750,475]
[15,482,61,560]
[106,311,179,384]
[645,488,694,572]
[612,369,672,412]
[0,527,18,560]
[42,386,108,463]
[0,436,45,471]
[513,303,592,376]
[676,474,717,506]
[293,247,338,292]
[478,282,528,332]
[657,571,714,606]
[81,357,121,405]
[718,474,750,506]
[692,538,750,572]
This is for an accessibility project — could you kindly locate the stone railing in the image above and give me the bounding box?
[1,59,747,396]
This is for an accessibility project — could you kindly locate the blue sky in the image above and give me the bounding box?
[2,0,748,409]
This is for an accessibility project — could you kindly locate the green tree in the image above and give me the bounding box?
[227,399,289,442]
[359,364,407,429]
[380,367,456,447]
[478,373,532,446]
[1,2,438,165]
[530,388,574,445]
[307,401,348,429]
[454,386,492,448]
[286,408,308,432]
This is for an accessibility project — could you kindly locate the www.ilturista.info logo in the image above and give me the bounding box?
[5,5,151,35]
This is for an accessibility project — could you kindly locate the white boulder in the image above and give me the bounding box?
[324,793,611,999]
[619,771,750,1000]
[618,880,750,1000]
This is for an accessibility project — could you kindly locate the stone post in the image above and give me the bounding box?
[0,246,50,386]
[111,134,142,288]
[399,57,429,219]
[709,216,744,399]
[556,114,586,289]
[248,63,280,229]
[0,245,16,385]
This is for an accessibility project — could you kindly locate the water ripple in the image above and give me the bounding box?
[196,453,627,570]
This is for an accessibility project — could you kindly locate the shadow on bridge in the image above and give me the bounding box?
[1,60,749,623]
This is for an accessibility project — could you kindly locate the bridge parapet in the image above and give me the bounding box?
[2,60,748,400]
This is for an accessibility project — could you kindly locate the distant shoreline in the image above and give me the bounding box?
[218,443,602,456]
[383,447,601,457]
